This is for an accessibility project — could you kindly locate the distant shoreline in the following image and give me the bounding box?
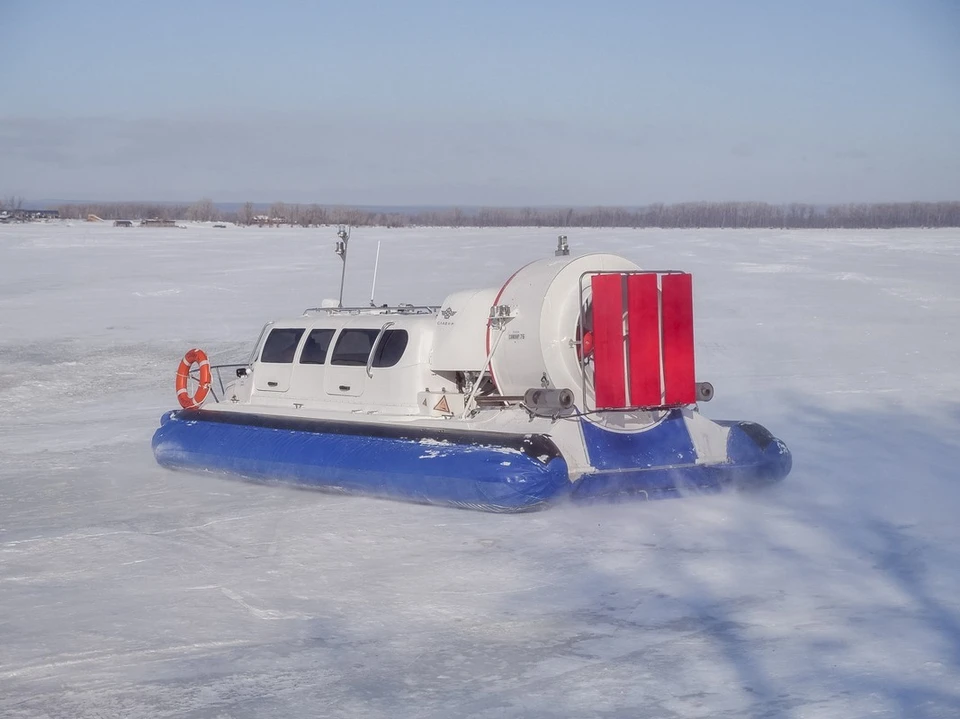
[8,199,958,229]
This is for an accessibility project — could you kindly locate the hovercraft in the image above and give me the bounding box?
[152,232,791,512]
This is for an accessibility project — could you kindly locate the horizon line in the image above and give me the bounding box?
[17,198,960,210]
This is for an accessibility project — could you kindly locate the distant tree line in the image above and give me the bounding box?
[55,201,190,221]
[51,200,960,228]
[0,195,25,211]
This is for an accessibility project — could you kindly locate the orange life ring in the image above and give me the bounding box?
[176,348,212,409]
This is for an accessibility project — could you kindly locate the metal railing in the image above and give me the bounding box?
[188,362,248,403]
[303,304,439,316]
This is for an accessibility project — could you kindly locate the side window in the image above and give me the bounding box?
[299,329,336,365]
[260,328,305,363]
[330,329,379,366]
[372,330,409,367]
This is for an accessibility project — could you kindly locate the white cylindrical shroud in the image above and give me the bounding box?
[488,253,641,399]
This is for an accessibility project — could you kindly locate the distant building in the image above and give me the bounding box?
[251,214,287,226]
[2,209,60,222]
[140,218,177,227]
[114,220,133,227]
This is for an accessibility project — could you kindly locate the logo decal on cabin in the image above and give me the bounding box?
[441,307,457,320]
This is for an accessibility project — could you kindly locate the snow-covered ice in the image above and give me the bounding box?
[2,222,960,718]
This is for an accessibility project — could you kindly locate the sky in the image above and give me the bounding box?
[1,0,958,206]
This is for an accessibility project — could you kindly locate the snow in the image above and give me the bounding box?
[2,222,960,718]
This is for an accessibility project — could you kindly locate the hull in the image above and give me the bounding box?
[151,409,791,513]
[152,409,571,512]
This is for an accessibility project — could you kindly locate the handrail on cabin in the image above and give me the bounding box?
[366,321,396,378]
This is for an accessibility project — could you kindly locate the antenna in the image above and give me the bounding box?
[555,234,570,256]
[369,240,382,306]
[335,225,350,307]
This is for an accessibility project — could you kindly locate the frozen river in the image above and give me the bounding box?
[2,222,959,717]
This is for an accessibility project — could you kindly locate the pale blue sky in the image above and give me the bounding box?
[1,0,958,204]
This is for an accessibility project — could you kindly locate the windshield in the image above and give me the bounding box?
[247,322,274,365]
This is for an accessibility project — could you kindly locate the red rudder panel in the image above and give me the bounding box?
[591,274,626,408]
[626,274,661,406]
[661,273,696,405]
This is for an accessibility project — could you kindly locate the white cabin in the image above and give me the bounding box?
[230,297,494,419]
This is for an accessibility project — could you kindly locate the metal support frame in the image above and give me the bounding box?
[460,322,510,419]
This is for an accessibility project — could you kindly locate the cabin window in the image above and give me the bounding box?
[330,328,409,367]
[260,328,305,363]
[373,329,409,367]
[299,329,336,364]
[330,329,378,366]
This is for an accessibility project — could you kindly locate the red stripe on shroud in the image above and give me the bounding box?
[626,273,662,407]
[661,273,696,405]
[590,274,626,409]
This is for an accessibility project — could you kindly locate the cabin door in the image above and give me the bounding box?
[323,328,376,398]
[253,327,305,393]
[323,365,366,397]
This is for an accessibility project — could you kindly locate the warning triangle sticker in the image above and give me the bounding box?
[433,395,451,414]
